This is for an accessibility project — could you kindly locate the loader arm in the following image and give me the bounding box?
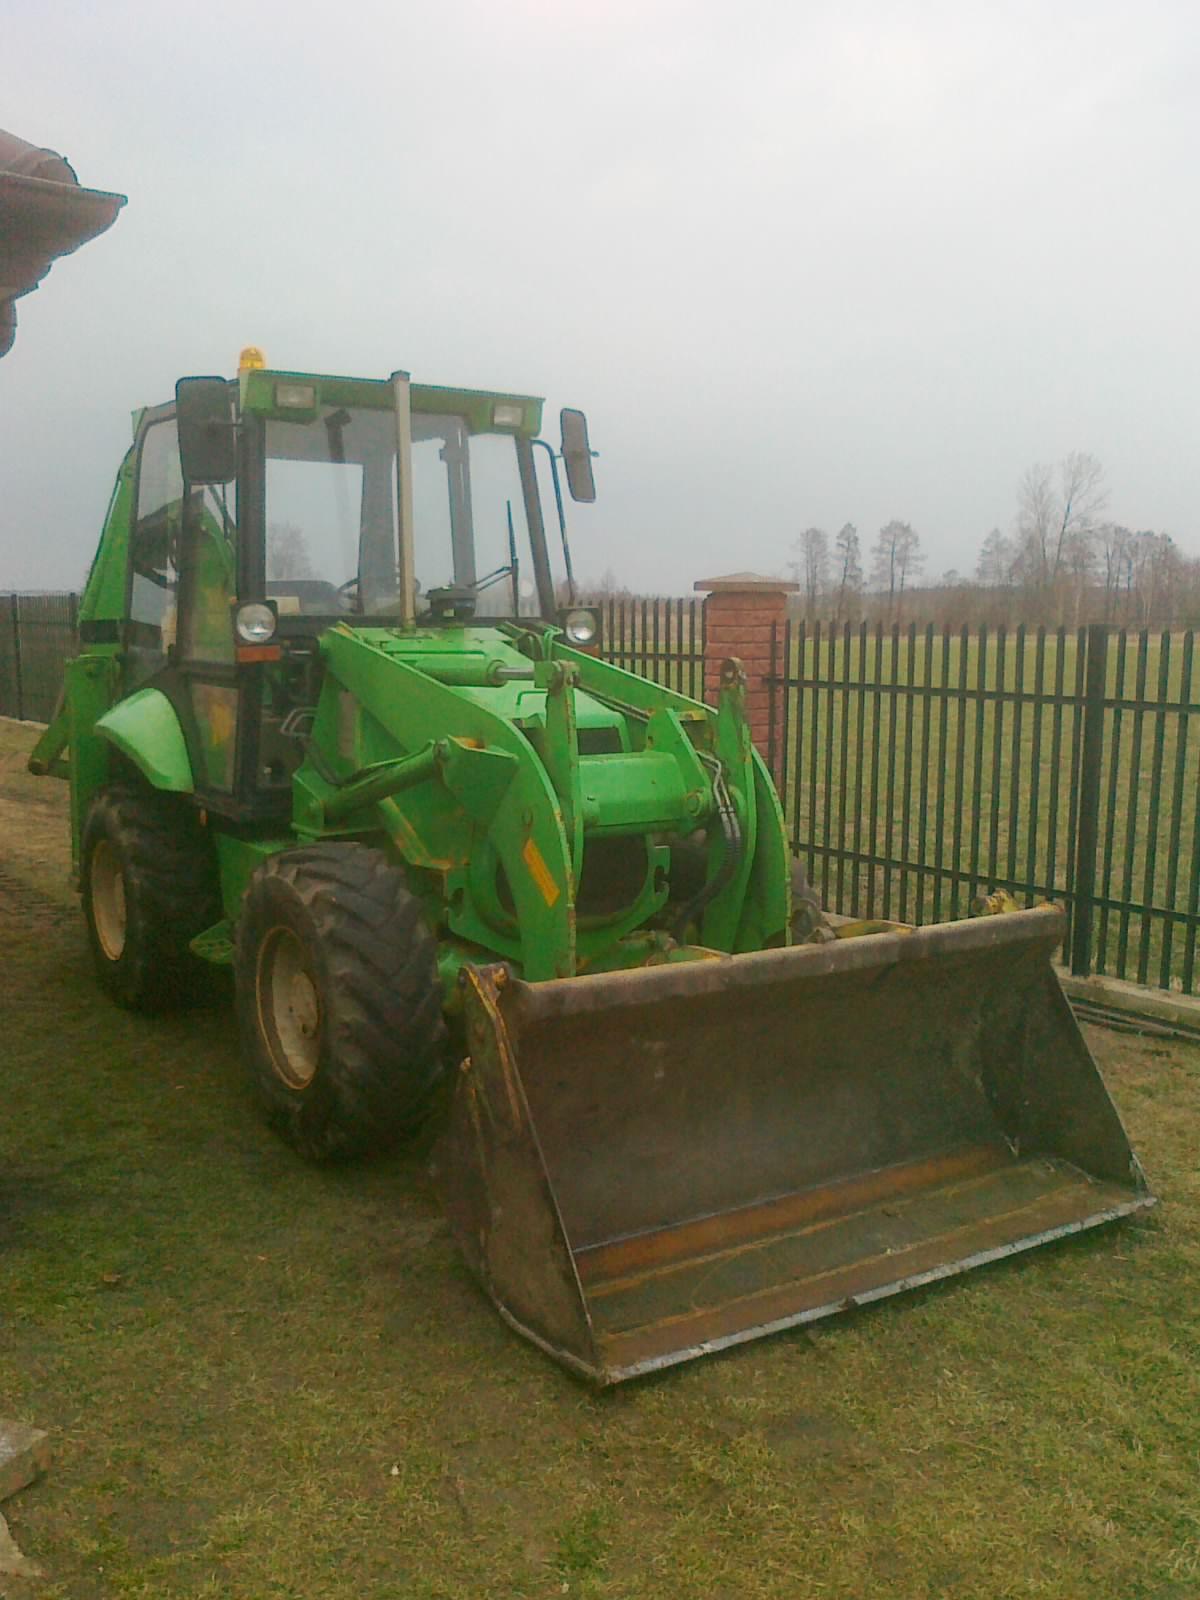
[292,623,792,980]
[548,636,792,951]
[298,625,578,981]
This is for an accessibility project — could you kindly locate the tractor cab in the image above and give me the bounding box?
[96,352,598,820]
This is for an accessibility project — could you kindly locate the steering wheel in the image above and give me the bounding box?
[335,575,360,612]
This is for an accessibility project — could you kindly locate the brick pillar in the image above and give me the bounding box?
[695,573,797,776]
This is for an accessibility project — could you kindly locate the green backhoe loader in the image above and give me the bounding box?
[31,351,1153,1384]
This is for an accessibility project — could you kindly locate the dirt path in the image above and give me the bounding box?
[0,719,75,907]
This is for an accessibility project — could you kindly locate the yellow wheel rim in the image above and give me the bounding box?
[91,839,128,962]
[256,926,322,1089]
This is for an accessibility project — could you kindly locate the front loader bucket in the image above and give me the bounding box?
[436,907,1153,1384]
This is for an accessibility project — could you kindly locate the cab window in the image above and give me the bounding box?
[130,419,182,649]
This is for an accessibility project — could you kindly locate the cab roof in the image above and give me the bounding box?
[239,367,544,438]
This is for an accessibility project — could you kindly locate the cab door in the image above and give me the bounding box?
[126,405,243,801]
[124,410,182,690]
[174,477,241,798]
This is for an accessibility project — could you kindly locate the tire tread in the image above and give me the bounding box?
[82,783,221,1010]
[235,843,446,1161]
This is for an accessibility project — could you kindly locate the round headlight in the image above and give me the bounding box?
[235,602,276,644]
[564,608,598,646]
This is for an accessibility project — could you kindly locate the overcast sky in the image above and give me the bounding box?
[3,0,1197,593]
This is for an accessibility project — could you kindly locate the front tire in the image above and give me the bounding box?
[234,844,446,1161]
[81,784,221,1010]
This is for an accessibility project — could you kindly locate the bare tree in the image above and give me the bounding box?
[871,520,924,618]
[833,523,863,624]
[1096,523,1132,620]
[976,528,1013,586]
[870,521,900,600]
[1064,540,1097,624]
[1175,552,1200,626]
[1015,452,1107,601]
[1125,531,1180,625]
[267,522,314,579]
[1014,464,1056,590]
[894,526,924,605]
[789,527,830,617]
[1060,450,1108,532]
[579,567,635,599]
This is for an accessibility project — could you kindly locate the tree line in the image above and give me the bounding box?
[788,452,1197,629]
[789,520,924,623]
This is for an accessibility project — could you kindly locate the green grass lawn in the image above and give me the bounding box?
[2,716,1200,1597]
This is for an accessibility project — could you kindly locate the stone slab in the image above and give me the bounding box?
[0,1421,50,1503]
[694,572,798,593]
[0,1510,43,1579]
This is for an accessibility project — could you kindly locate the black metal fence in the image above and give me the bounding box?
[0,592,77,723]
[595,596,706,699]
[593,600,1200,997]
[6,590,1197,995]
[768,621,1200,995]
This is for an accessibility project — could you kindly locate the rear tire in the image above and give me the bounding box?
[81,784,221,1011]
[234,844,446,1161]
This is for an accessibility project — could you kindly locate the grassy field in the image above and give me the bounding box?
[780,627,1200,985]
[3,715,1200,1597]
[608,616,1200,995]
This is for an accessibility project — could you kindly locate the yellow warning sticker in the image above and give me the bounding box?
[522,838,561,907]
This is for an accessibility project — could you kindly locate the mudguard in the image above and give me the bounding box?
[94,688,193,793]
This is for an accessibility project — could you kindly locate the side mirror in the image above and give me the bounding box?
[560,408,596,503]
[176,377,236,484]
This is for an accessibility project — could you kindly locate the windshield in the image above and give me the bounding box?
[265,406,398,615]
[411,413,546,618]
[263,405,555,619]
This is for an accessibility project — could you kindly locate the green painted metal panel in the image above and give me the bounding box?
[95,688,193,793]
[64,653,120,873]
[239,368,544,437]
[738,748,792,950]
[576,753,689,834]
[213,834,292,922]
[314,626,576,981]
[78,448,136,625]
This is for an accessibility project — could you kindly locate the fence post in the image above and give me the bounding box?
[694,573,797,785]
[767,619,778,774]
[1070,623,1109,976]
[9,593,23,722]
